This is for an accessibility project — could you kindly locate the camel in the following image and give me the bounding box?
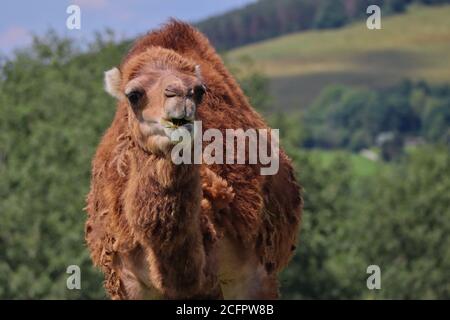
[85,20,302,299]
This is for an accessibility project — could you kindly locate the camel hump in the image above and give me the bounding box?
[122,19,216,68]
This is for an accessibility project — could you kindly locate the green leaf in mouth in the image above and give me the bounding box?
[163,118,192,128]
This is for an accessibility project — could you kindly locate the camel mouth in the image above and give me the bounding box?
[161,118,193,129]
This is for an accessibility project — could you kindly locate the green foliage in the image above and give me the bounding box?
[314,0,348,29]
[280,144,450,299]
[0,32,130,298]
[272,104,450,299]
[280,151,366,299]
[355,145,450,298]
[301,81,450,153]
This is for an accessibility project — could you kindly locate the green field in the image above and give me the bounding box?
[229,5,450,110]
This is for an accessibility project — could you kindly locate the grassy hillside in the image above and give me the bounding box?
[229,5,450,110]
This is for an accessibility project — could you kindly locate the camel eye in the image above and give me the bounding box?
[126,90,143,106]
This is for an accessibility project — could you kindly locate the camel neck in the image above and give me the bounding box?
[131,148,200,191]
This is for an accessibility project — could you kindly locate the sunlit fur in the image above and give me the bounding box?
[85,20,302,299]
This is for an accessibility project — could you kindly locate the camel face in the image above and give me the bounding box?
[127,70,205,152]
[104,49,205,154]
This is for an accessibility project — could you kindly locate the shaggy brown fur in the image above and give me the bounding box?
[85,20,302,299]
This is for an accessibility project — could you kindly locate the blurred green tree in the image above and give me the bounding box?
[314,0,348,29]
[356,145,450,298]
[0,31,129,299]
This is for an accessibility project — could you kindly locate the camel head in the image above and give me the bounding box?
[104,47,206,154]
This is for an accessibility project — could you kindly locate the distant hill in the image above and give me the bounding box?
[227,5,450,110]
[196,0,450,51]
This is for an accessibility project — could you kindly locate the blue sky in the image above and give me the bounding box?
[0,0,255,55]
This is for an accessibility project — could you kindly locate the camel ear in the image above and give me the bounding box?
[195,65,203,82]
[195,64,207,92]
[104,67,123,100]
